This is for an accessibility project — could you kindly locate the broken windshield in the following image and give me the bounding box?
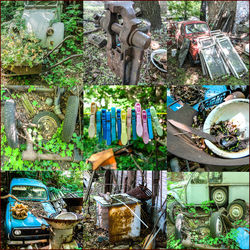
[185,23,209,34]
[11,186,48,200]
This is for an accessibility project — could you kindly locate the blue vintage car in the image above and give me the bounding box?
[5,178,56,246]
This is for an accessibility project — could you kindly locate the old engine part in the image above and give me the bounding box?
[100,1,151,84]
[32,111,61,141]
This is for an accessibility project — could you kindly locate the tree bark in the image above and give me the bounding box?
[184,1,188,20]
[200,1,207,21]
[134,1,162,30]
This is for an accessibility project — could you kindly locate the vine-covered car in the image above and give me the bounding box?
[5,178,56,246]
[168,172,249,223]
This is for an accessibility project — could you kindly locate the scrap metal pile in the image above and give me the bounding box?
[198,31,248,80]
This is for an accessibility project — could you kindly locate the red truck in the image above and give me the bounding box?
[175,20,211,64]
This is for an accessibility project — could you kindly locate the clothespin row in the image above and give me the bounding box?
[88,102,163,145]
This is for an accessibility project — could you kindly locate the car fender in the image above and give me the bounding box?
[167,192,185,208]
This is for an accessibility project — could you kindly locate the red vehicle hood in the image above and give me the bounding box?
[185,32,210,40]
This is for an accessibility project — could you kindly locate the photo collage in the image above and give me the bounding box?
[0,1,249,250]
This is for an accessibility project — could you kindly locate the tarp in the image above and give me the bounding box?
[236,227,249,249]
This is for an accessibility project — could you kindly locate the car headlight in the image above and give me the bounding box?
[13,229,21,236]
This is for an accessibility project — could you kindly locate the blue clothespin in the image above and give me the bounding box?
[146,109,154,139]
[117,109,121,140]
[111,107,116,142]
[96,111,102,143]
[131,109,137,140]
[102,109,107,140]
[106,111,111,146]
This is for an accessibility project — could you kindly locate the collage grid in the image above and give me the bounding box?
[0,1,249,250]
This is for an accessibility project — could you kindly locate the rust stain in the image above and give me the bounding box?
[108,204,137,242]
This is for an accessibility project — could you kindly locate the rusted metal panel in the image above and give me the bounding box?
[94,194,141,242]
[6,65,42,75]
[108,203,141,242]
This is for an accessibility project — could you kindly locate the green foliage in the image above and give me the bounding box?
[41,4,83,89]
[61,4,83,41]
[1,126,24,170]
[198,229,240,249]
[167,234,182,249]
[233,219,249,228]
[1,2,45,69]
[3,171,83,195]
[1,124,85,171]
[167,1,201,19]
[187,205,198,217]
[1,1,24,26]
[1,89,11,101]
[32,100,40,108]
[1,32,45,69]
[201,200,214,213]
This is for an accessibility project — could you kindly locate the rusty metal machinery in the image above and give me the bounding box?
[100,1,151,84]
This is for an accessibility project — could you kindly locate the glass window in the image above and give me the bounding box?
[11,186,47,200]
[190,173,208,184]
[185,23,209,34]
[209,173,222,183]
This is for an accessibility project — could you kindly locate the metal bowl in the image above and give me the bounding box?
[203,99,249,158]
[42,212,83,230]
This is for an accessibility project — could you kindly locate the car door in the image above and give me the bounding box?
[186,173,209,205]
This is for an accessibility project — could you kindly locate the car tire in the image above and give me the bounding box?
[211,187,228,206]
[62,96,79,142]
[210,211,223,238]
[4,99,19,148]
[227,200,246,222]
[168,201,183,225]
[32,111,61,140]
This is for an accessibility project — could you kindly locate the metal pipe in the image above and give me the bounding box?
[4,85,55,93]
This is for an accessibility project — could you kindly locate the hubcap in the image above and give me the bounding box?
[230,204,243,219]
[38,116,58,140]
[213,190,226,204]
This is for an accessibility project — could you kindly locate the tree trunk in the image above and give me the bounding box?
[127,171,136,192]
[184,1,188,20]
[200,1,207,21]
[104,170,112,193]
[134,1,162,30]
